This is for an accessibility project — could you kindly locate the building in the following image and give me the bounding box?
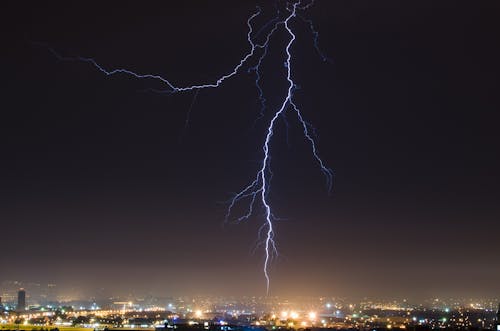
[17,288,26,311]
[496,303,500,331]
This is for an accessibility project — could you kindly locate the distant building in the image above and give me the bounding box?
[496,303,500,331]
[17,288,26,311]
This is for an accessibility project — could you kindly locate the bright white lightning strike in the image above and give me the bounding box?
[38,0,333,293]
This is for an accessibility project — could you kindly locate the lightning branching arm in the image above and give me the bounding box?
[297,13,332,63]
[37,0,333,293]
[35,7,274,94]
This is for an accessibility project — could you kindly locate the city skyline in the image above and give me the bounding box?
[0,286,499,331]
[1,1,500,299]
[1,280,499,305]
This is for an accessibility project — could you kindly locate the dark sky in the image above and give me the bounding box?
[1,1,500,300]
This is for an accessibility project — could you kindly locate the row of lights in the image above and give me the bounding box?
[279,311,317,320]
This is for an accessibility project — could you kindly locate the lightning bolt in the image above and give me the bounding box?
[36,0,333,293]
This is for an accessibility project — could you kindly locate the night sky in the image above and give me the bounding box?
[2,1,500,299]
